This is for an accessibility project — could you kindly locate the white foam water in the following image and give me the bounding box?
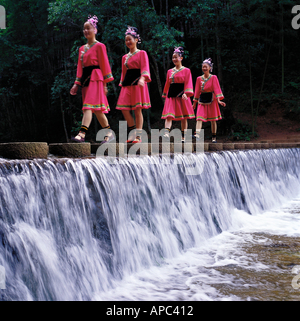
[0,148,300,301]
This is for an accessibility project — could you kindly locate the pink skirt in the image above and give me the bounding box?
[196,100,222,122]
[161,97,195,121]
[82,80,110,113]
[116,85,151,110]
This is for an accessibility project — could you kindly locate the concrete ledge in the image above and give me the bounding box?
[209,143,223,151]
[223,143,235,150]
[234,143,245,149]
[49,143,91,158]
[261,143,270,149]
[253,143,261,149]
[0,142,49,159]
[244,143,254,149]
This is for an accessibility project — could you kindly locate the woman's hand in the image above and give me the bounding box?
[182,93,188,101]
[70,84,79,96]
[193,102,197,110]
[218,99,226,107]
[138,76,145,87]
[104,84,108,96]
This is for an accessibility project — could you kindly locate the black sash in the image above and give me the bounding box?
[122,69,141,86]
[199,92,213,104]
[168,83,184,98]
[81,65,100,87]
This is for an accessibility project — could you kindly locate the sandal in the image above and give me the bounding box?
[101,134,115,144]
[132,137,142,144]
[71,133,85,143]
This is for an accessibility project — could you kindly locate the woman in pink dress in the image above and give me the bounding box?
[116,27,151,143]
[193,58,226,143]
[70,16,114,143]
[161,47,195,142]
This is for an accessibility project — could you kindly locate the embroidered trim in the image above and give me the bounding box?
[125,49,140,69]
[83,103,110,110]
[216,93,224,98]
[196,115,222,121]
[162,113,195,119]
[193,98,199,102]
[116,102,151,109]
[81,41,99,67]
[184,88,193,93]
[200,74,212,91]
[170,67,186,84]
[104,73,113,80]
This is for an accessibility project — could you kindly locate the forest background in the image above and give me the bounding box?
[0,0,299,143]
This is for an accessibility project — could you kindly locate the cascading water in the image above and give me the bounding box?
[0,148,300,301]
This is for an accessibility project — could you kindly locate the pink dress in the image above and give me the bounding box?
[75,41,114,113]
[116,50,151,110]
[193,74,224,122]
[161,67,195,120]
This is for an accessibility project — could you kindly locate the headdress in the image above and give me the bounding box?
[87,15,98,34]
[173,47,184,57]
[202,58,213,71]
[125,26,141,44]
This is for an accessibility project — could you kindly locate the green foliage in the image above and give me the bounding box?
[0,0,299,143]
[230,119,259,141]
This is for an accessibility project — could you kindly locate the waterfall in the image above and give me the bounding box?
[0,148,300,301]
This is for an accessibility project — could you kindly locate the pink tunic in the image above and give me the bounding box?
[75,41,114,113]
[161,67,195,121]
[116,50,151,110]
[193,74,224,122]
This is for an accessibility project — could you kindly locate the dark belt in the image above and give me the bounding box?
[122,69,141,86]
[81,65,100,87]
[168,83,184,98]
[199,92,213,104]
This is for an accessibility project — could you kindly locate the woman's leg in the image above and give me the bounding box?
[94,110,114,142]
[181,119,188,141]
[132,108,143,143]
[163,118,173,139]
[211,121,217,142]
[74,109,93,140]
[122,110,136,142]
[194,120,203,140]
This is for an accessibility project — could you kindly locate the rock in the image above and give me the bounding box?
[0,142,48,159]
[49,143,90,158]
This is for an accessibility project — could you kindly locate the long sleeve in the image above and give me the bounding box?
[119,55,126,87]
[162,70,171,98]
[193,77,201,102]
[140,51,151,82]
[213,75,224,100]
[75,47,83,86]
[97,43,114,83]
[184,69,194,97]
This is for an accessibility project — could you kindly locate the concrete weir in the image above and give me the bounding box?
[0,141,299,159]
[0,142,49,159]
